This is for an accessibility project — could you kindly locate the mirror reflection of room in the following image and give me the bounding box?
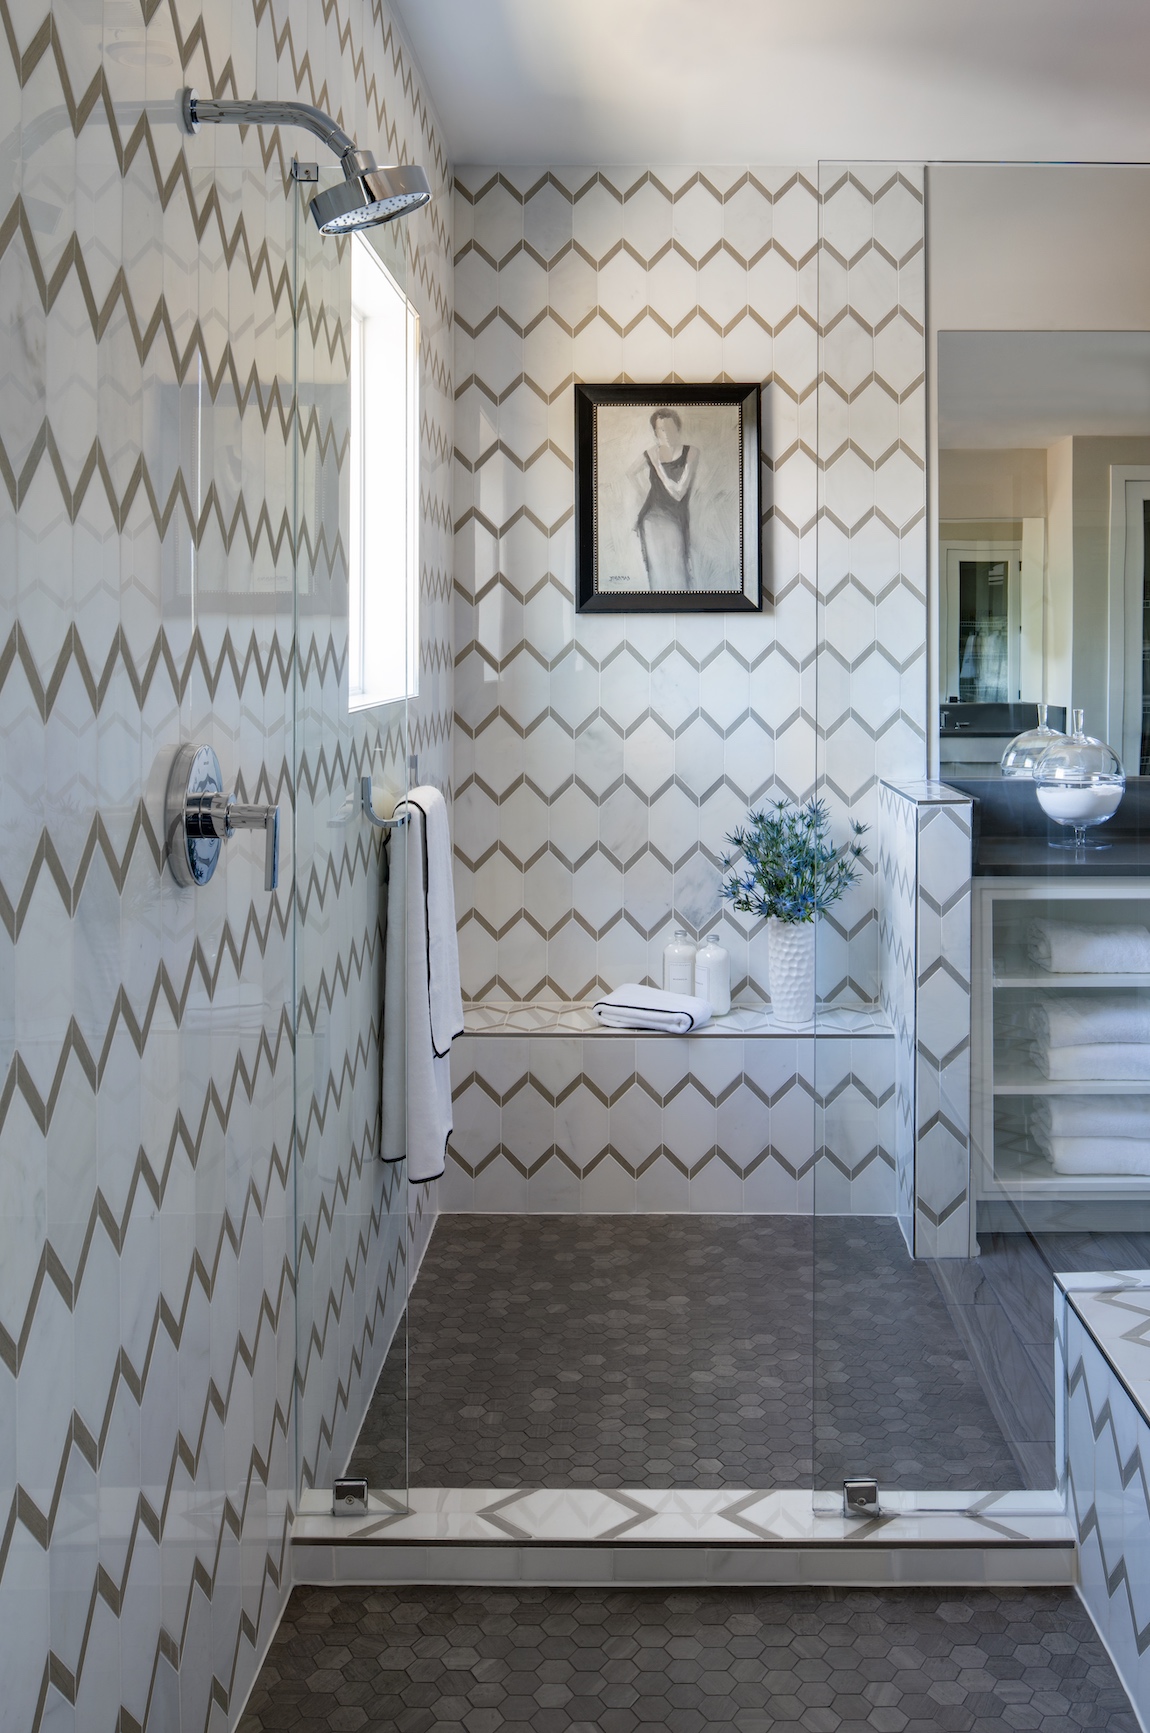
[937,330,1150,777]
[922,171,1150,1546]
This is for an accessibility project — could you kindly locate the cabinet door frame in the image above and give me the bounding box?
[940,539,1022,704]
[1106,465,1150,770]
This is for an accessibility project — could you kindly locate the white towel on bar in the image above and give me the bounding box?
[1049,1137,1150,1177]
[1028,992,1150,1049]
[592,984,713,1033]
[1027,919,1150,974]
[1031,1094,1150,1145]
[382,787,465,1183]
[1033,1043,1150,1081]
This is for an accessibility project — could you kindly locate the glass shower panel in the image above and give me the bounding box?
[291,170,411,1506]
[810,161,1021,1501]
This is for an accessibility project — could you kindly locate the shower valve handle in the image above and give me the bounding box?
[165,744,280,891]
[225,802,280,892]
[192,797,280,892]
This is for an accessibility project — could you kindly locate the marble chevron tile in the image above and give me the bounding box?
[1064,1274,1150,1729]
[1,0,453,1724]
[292,1481,1067,1546]
[453,165,926,1016]
[445,1023,894,1212]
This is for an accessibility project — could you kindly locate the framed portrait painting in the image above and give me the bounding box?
[574,383,762,613]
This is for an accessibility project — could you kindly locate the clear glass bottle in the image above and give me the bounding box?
[662,927,696,996]
[694,933,731,1015]
[1033,708,1125,848]
[1000,703,1066,779]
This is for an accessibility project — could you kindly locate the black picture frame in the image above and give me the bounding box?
[574,383,762,613]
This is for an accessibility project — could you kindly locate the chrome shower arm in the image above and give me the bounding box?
[178,86,431,234]
[181,90,356,160]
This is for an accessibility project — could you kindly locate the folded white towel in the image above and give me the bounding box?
[1028,992,1150,1048]
[1028,919,1150,974]
[1035,1043,1150,1081]
[382,787,465,1183]
[1049,1137,1150,1177]
[1031,1094,1150,1145]
[592,984,712,1033]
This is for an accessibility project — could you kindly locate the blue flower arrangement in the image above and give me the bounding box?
[720,798,868,925]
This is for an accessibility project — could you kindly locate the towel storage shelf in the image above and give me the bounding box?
[972,876,1150,1246]
[992,954,1150,989]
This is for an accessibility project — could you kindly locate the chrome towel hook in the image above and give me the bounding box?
[361,775,408,832]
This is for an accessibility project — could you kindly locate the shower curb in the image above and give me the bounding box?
[291,1487,1075,1587]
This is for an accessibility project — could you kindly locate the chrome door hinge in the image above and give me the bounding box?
[843,1477,880,1519]
[332,1476,368,1515]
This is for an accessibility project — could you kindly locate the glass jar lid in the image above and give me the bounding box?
[1033,709,1124,788]
[1000,704,1066,779]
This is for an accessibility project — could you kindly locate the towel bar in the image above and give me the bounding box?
[361,775,408,831]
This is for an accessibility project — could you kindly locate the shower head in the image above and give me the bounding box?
[309,157,432,234]
[180,90,431,234]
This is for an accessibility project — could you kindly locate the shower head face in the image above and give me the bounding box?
[311,162,431,234]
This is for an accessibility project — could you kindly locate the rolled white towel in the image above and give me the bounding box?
[592,984,712,1033]
[1035,1043,1150,1081]
[1048,1137,1150,1177]
[1031,1094,1150,1147]
[1028,992,1150,1048]
[1028,919,1150,974]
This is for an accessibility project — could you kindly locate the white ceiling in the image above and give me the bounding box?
[393,0,1150,166]
[938,332,1150,449]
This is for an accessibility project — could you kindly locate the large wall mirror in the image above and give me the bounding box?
[938,330,1150,773]
[928,164,1150,778]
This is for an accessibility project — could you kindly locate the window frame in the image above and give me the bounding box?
[348,233,420,713]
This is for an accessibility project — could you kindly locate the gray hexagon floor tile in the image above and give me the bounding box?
[239,1585,1137,1733]
[346,1216,1019,1490]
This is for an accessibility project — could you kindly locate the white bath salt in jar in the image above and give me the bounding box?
[1033,708,1125,850]
[694,933,731,1015]
[663,928,696,996]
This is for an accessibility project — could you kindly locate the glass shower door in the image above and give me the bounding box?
[811,161,1025,1506]
[290,170,412,1508]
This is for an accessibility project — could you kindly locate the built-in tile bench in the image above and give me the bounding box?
[444,1001,895,1215]
[1061,1271,1150,1727]
[445,779,971,1243]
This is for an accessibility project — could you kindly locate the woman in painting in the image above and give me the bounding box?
[630,408,701,590]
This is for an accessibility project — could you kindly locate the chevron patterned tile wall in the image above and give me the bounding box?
[447,165,921,1219]
[912,795,974,1256]
[816,166,928,1001]
[443,1026,895,1215]
[1065,1276,1150,1726]
[452,163,926,1012]
[0,0,451,1725]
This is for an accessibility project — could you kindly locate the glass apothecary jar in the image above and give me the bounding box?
[1033,709,1125,848]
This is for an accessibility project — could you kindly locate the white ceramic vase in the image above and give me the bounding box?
[767,917,815,1026]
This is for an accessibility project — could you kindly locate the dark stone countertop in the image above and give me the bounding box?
[941,775,1150,878]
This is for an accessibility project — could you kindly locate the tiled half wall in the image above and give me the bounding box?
[452,164,927,1011]
[1064,1273,1150,1729]
[878,782,974,1257]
